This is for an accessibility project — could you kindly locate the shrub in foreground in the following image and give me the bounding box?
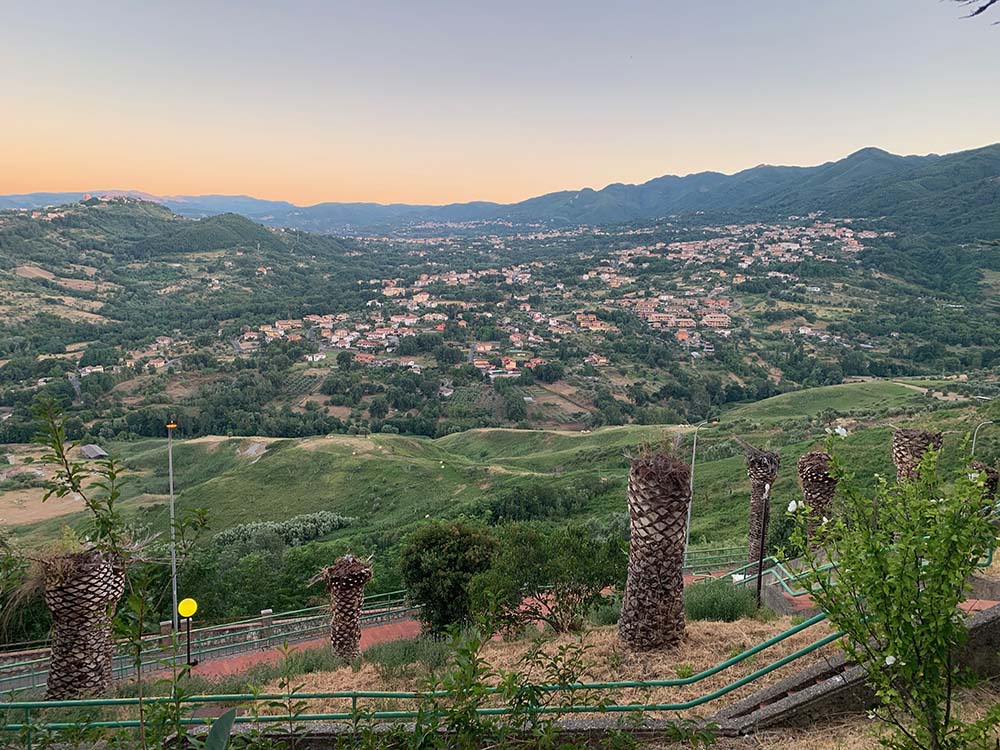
[684,577,757,622]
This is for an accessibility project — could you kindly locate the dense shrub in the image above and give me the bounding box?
[213,511,354,548]
[587,598,622,626]
[469,522,626,633]
[479,476,610,524]
[684,578,757,622]
[364,637,451,680]
[399,521,498,633]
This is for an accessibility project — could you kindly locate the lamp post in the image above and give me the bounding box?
[166,419,179,633]
[972,420,994,457]
[685,418,719,561]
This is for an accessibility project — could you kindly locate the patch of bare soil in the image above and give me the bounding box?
[891,381,969,402]
[13,265,56,280]
[298,435,380,455]
[237,441,269,459]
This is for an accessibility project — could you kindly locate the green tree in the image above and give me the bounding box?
[470,523,625,633]
[399,521,498,633]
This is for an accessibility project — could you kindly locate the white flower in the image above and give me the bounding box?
[968,472,980,482]
[884,655,896,666]
[787,500,798,513]
[821,516,829,525]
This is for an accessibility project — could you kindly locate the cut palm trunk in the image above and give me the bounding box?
[43,549,125,700]
[311,555,373,660]
[891,429,942,481]
[742,442,780,573]
[798,450,837,537]
[619,451,691,651]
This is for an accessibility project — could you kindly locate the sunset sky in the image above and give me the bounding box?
[2,0,998,206]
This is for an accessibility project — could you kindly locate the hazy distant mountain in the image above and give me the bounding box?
[4,143,998,238]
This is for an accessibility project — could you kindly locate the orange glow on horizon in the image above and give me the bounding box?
[2,2,998,207]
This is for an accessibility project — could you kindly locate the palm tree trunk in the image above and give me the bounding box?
[312,555,373,660]
[619,452,691,650]
[970,460,998,505]
[798,450,837,537]
[43,550,125,700]
[743,443,780,572]
[891,429,942,481]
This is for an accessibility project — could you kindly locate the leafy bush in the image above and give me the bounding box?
[364,636,451,680]
[213,511,354,549]
[587,598,622,626]
[792,449,1000,750]
[470,522,626,633]
[478,481,603,524]
[684,578,757,622]
[399,521,498,633]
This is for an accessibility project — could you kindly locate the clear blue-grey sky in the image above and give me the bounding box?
[1,0,997,204]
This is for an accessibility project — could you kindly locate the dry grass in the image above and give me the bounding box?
[255,620,999,747]
[708,685,1000,750]
[978,553,1000,581]
[260,619,840,719]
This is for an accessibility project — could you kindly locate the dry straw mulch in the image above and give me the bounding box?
[259,618,840,719]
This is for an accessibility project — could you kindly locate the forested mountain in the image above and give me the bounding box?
[3,144,998,238]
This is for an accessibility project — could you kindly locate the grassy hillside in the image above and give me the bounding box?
[724,380,920,420]
[6,383,996,556]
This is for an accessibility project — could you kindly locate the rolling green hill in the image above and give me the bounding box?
[8,382,995,552]
[3,382,996,627]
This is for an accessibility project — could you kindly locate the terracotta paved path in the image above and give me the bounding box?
[191,618,422,679]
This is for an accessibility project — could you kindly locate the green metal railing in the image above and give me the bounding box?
[682,546,748,573]
[0,592,413,696]
[0,611,844,736]
[2,500,994,738]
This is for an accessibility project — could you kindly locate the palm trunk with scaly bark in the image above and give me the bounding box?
[798,450,837,537]
[742,442,780,571]
[311,555,373,660]
[618,452,691,651]
[43,549,125,699]
[970,461,998,506]
[891,429,942,481]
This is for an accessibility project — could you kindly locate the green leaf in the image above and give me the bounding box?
[204,707,237,750]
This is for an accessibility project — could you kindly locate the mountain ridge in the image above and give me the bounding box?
[3,143,998,238]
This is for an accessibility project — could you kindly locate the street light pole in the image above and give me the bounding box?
[972,420,994,457]
[167,420,179,633]
[685,419,719,562]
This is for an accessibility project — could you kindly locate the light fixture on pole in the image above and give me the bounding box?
[685,418,719,562]
[972,420,994,457]
[166,419,179,633]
